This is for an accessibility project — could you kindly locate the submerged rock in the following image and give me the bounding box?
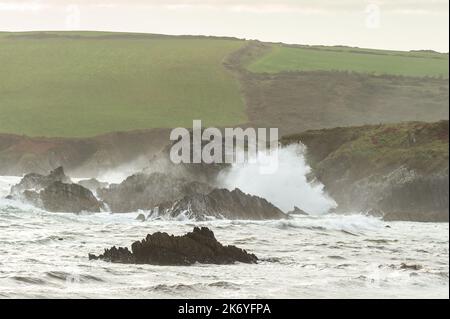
[10,166,71,194]
[135,213,146,222]
[154,188,287,220]
[89,227,258,265]
[97,172,213,213]
[24,181,103,213]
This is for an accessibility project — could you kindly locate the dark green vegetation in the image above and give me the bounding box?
[247,45,449,77]
[0,32,246,137]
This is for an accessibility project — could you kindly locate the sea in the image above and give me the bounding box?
[0,175,448,298]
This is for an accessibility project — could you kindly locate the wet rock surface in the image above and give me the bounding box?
[89,227,258,265]
[24,181,103,213]
[10,166,71,194]
[154,188,287,220]
[97,172,213,213]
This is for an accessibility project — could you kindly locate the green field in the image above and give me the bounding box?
[0,32,246,137]
[0,31,448,138]
[247,45,449,78]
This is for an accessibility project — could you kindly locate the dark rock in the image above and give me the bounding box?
[154,188,287,220]
[287,206,309,216]
[97,172,213,213]
[400,263,423,271]
[24,181,103,213]
[89,227,258,265]
[10,166,71,194]
[77,178,108,192]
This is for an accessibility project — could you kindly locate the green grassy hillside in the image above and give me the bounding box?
[0,32,448,138]
[0,32,246,137]
[247,45,449,77]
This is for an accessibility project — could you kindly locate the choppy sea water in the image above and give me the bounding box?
[0,176,448,299]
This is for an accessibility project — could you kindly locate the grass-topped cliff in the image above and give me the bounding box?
[281,120,449,178]
[282,120,449,222]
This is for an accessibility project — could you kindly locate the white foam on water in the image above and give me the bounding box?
[218,144,337,214]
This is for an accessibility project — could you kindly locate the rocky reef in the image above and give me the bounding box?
[153,188,287,220]
[10,166,71,194]
[8,167,103,213]
[23,181,104,213]
[89,227,258,265]
[282,120,449,222]
[7,167,286,220]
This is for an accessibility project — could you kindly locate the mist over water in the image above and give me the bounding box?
[218,144,337,214]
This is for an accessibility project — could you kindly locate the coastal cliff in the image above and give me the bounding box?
[282,120,449,222]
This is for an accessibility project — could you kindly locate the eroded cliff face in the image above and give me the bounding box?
[281,120,449,222]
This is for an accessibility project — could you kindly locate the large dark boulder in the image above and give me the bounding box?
[10,166,71,194]
[153,188,287,220]
[97,172,213,213]
[24,181,103,213]
[89,227,258,265]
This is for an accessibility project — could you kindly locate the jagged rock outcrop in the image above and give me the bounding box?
[10,166,71,194]
[152,188,287,220]
[97,172,213,213]
[8,167,103,213]
[24,181,103,213]
[77,178,108,193]
[89,227,258,265]
[281,121,449,222]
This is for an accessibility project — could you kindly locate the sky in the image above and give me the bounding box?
[0,0,448,52]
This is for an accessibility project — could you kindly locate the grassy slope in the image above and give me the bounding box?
[0,32,448,138]
[247,45,449,78]
[0,32,246,137]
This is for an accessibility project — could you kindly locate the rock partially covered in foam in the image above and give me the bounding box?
[89,227,258,265]
[24,181,103,213]
[97,172,213,213]
[10,166,71,195]
[153,188,287,220]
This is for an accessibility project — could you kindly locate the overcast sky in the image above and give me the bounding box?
[1,0,448,52]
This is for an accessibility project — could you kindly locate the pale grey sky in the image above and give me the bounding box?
[1,0,448,51]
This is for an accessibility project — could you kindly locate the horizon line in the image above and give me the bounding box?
[1,29,448,54]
